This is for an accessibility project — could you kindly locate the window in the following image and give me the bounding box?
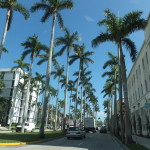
[136,69,138,79]
[145,80,148,92]
[135,91,137,101]
[139,65,141,75]
[141,84,143,96]
[138,88,140,98]
[146,52,149,64]
[142,58,145,69]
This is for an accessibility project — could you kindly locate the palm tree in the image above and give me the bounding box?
[33,72,45,123]
[103,99,110,129]
[92,9,146,143]
[21,35,47,132]
[69,44,94,126]
[51,64,64,130]
[55,28,79,132]
[68,80,75,121]
[0,0,29,59]
[102,52,119,135]
[31,0,73,138]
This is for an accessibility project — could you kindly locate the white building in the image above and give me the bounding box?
[0,68,40,125]
[127,14,150,137]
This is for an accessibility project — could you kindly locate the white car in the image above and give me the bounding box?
[16,122,35,132]
[66,127,86,139]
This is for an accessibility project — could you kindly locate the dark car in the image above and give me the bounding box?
[100,126,107,133]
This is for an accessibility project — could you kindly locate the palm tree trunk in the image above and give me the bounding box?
[120,49,132,143]
[39,13,56,138]
[63,49,70,134]
[118,43,124,142]
[69,91,72,121]
[80,86,83,128]
[54,78,60,130]
[74,63,81,126]
[114,70,119,136]
[21,59,33,133]
[0,9,10,59]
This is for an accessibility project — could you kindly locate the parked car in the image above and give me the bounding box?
[100,126,107,133]
[66,127,86,139]
[16,122,35,132]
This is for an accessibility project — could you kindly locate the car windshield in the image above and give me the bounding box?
[68,127,79,131]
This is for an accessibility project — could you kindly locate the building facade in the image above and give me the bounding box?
[127,14,150,137]
[0,68,40,125]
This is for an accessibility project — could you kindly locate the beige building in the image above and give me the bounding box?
[127,14,150,137]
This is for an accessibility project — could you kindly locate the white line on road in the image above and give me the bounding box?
[78,142,83,146]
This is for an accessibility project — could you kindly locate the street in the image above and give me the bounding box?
[0,132,124,150]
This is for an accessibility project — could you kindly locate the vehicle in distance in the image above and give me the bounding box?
[16,122,35,132]
[66,127,86,139]
[100,126,107,133]
[84,118,96,133]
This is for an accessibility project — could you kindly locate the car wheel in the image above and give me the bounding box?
[31,129,34,132]
[67,137,70,139]
[24,129,27,132]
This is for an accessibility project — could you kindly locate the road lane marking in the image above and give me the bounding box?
[78,142,83,146]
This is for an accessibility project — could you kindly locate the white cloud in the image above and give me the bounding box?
[85,16,94,22]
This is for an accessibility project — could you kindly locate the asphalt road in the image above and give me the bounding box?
[0,132,124,150]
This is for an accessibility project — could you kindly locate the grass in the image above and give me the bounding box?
[0,131,63,143]
[126,143,150,150]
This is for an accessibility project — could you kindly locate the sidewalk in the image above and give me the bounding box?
[132,135,150,149]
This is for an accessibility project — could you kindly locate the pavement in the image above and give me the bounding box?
[132,135,150,149]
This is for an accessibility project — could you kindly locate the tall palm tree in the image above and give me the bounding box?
[92,9,146,143]
[33,72,45,123]
[21,35,47,132]
[102,52,119,135]
[103,99,110,129]
[0,0,29,59]
[31,0,73,138]
[69,44,94,125]
[51,64,64,130]
[68,80,75,121]
[55,28,79,131]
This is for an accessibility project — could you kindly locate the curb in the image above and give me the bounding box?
[110,135,130,150]
[0,135,65,146]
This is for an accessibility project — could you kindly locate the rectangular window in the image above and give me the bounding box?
[139,65,141,75]
[141,84,143,96]
[146,52,149,64]
[138,88,140,98]
[135,91,137,101]
[145,80,148,92]
[142,58,145,69]
[136,69,138,79]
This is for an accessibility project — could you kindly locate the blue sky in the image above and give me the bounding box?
[0,0,150,122]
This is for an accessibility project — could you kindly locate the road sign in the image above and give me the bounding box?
[145,103,150,108]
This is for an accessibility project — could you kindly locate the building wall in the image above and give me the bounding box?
[0,68,39,125]
[127,14,150,137]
